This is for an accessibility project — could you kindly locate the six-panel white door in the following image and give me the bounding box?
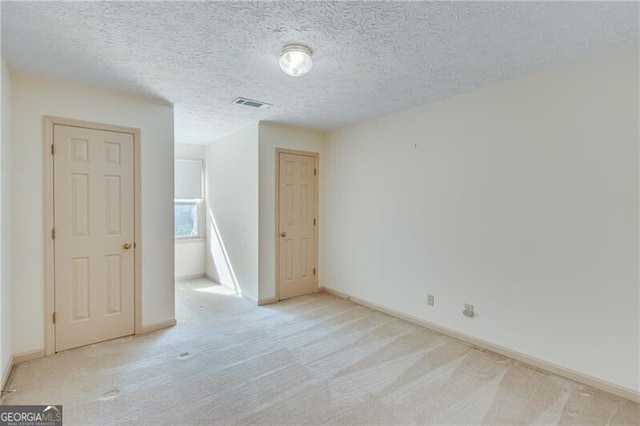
[53,124,135,351]
[278,152,317,300]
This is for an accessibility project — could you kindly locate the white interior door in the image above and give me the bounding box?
[278,151,318,300]
[53,124,135,351]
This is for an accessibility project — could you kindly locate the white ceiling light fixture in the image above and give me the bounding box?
[279,44,313,77]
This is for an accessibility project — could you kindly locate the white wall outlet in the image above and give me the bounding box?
[463,303,474,318]
[427,294,434,306]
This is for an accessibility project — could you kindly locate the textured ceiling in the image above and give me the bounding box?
[2,1,638,144]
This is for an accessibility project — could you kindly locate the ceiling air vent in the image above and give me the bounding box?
[233,97,272,109]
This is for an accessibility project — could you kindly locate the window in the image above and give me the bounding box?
[175,159,204,239]
[174,201,199,238]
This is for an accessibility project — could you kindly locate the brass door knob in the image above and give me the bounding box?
[123,242,132,250]
[280,232,287,238]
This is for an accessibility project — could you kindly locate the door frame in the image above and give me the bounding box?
[42,116,142,355]
[275,148,319,301]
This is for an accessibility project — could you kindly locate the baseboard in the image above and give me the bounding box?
[258,296,278,306]
[137,319,177,334]
[205,273,220,283]
[322,286,640,404]
[205,274,237,292]
[207,278,257,305]
[1,354,14,395]
[176,273,206,281]
[13,349,45,365]
[1,349,45,399]
[240,293,258,305]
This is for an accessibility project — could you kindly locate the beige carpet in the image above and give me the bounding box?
[2,278,639,425]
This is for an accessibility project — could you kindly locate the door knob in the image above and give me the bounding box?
[280,232,287,238]
[123,242,132,250]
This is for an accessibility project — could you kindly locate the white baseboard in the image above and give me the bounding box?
[205,273,220,283]
[205,274,257,304]
[206,273,233,288]
[176,273,206,281]
[137,319,177,334]
[258,296,278,306]
[13,349,45,365]
[1,354,14,395]
[1,349,46,400]
[240,293,258,305]
[322,286,640,404]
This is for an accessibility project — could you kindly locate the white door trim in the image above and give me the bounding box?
[43,116,142,355]
[275,148,319,301]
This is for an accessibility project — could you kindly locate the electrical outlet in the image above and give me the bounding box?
[427,294,434,306]
[463,303,474,318]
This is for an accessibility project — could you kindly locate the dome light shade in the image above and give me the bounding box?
[279,44,313,77]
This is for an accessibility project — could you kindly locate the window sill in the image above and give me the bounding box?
[175,237,205,244]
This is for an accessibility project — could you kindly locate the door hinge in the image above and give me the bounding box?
[52,312,56,324]
[314,168,317,176]
[313,268,316,276]
[313,218,316,226]
[51,228,55,239]
[51,144,55,156]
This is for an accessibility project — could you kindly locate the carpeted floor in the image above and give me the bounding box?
[2,278,639,425]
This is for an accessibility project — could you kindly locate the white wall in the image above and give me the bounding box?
[175,239,206,280]
[0,58,13,383]
[322,46,639,391]
[175,142,206,280]
[11,73,175,354]
[258,123,325,301]
[204,123,324,302]
[205,125,259,301]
